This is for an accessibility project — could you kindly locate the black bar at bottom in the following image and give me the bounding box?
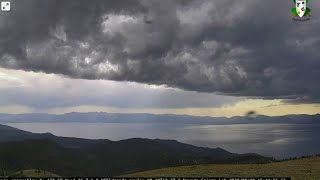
[0,177,291,180]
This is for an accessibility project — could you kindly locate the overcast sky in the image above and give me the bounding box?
[0,0,320,117]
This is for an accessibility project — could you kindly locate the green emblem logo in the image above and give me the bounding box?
[291,0,311,17]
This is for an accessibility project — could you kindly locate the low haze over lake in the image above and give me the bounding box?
[6,122,320,159]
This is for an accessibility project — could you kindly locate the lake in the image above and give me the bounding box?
[5,122,320,159]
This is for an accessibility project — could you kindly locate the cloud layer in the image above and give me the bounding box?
[0,67,240,110]
[1,0,320,102]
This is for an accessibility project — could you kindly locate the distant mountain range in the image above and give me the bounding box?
[0,124,274,176]
[0,112,319,124]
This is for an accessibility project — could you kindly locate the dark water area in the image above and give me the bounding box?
[5,123,320,159]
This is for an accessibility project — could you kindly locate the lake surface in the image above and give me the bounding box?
[5,123,320,159]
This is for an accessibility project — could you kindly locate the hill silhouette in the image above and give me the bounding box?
[1,113,319,124]
[0,124,273,176]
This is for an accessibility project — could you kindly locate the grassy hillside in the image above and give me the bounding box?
[9,169,59,177]
[125,156,320,180]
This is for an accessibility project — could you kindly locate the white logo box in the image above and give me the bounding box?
[1,1,10,11]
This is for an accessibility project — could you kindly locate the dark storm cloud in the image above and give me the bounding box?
[0,0,320,102]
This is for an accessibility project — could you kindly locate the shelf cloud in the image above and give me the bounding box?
[1,0,320,102]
